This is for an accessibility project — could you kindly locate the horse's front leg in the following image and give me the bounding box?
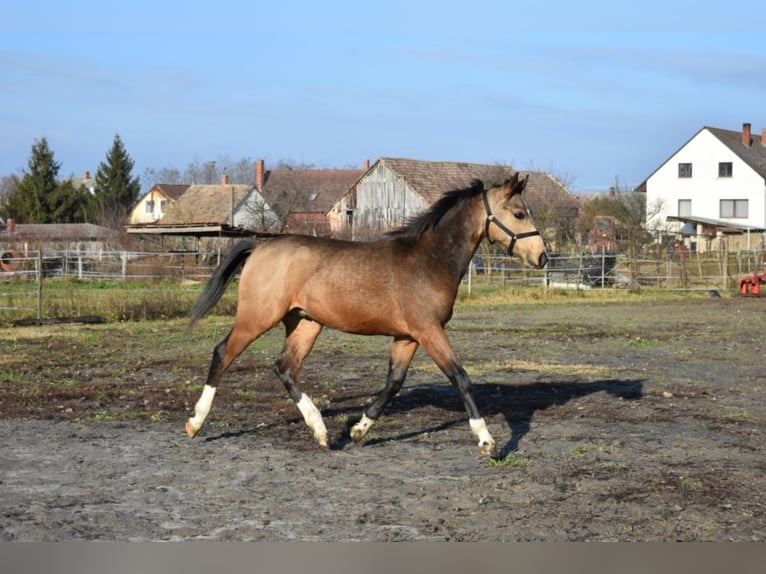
[350,337,418,443]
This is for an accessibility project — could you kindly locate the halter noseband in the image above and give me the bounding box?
[482,189,541,256]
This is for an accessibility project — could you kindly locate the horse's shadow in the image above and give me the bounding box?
[336,377,645,457]
[205,377,644,458]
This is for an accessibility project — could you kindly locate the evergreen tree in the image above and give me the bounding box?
[93,134,141,226]
[48,179,94,223]
[4,137,60,223]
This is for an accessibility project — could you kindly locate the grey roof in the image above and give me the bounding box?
[707,127,766,180]
[666,214,766,234]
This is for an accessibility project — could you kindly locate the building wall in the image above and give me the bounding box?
[232,190,278,231]
[129,189,171,224]
[329,163,428,238]
[647,129,766,232]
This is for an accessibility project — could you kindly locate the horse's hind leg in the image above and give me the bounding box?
[186,323,260,438]
[350,337,418,443]
[417,328,497,457]
[273,314,327,447]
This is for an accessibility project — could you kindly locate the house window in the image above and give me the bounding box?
[678,163,692,178]
[160,200,167,213]
[145,200,155,213]
[718,162,733,177]
[720,199,748,218]
[678,199,692,217]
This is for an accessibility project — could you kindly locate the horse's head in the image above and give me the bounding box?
[482,173,548,269]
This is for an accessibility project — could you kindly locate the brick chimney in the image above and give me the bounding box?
[221,173,229,185]
[762,128,766,146]
[256,159,265,190]
[742,122,751,146]
[363,159,370,170]
[83,170,90,180]
[6,218,15,233]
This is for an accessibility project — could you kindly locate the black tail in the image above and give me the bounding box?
[189,239,256,324]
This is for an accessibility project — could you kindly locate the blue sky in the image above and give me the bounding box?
[2,1,766,192]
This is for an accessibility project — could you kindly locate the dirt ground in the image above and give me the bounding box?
[1,295,764,541]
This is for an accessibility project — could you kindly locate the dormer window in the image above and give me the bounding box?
[678,163,692,178]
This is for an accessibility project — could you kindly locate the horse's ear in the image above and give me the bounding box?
[498,172,519,194]
[509,173,529,197]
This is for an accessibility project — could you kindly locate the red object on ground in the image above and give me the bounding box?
[739,271,766,296]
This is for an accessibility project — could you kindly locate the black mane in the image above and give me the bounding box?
[386,179,485,240]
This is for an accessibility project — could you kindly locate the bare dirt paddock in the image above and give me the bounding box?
[1,295,764,541]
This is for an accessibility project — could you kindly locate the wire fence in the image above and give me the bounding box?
[1,247,765,318]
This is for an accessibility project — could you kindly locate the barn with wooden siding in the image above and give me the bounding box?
[326,157,579,240]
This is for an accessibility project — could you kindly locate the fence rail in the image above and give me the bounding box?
[1,248,764,319]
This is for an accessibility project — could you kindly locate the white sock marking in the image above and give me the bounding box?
[296,393,328,446]
[189,385,216,431]
[469,418,495,452]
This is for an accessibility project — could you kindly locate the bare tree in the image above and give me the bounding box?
[180,156,260,186]
[0,174,17,208]
[578,177,661,287]
[260,161,318,233]
[141,166,181,189]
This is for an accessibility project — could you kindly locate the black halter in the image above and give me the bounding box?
[482,189,541,256]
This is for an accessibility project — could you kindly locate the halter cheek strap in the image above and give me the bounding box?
[482,189,541,256]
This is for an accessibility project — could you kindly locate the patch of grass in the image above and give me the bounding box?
[570,444,596,456]
[680,477,703,493]
[52,378,79,389]
[627,337,662,349]
[488,451,531,469]
[0,369,27,385]
[598,461,625,471]
[233,389,258,401]
[718,409,754,423]
[87,409,122,421]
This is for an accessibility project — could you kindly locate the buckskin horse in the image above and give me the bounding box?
[186,172,548,456]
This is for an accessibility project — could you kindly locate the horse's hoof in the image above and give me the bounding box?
[479,440,497,457]
[185,419,199,438]
[316,434,329,448]
[350,414,373,442]
[349,426,364,443]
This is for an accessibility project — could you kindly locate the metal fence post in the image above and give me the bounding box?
[36,249,43,319]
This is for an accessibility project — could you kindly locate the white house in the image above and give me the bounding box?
[643,123,766,252]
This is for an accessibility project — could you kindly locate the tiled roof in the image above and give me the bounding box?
[160,184,254,224]
[707,127,766,180]
[0,223,115,241]
[375,157,578,211]
[153,184,190,201]
[261,169,364,214]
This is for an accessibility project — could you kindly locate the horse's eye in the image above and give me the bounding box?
[514,211,525,220]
